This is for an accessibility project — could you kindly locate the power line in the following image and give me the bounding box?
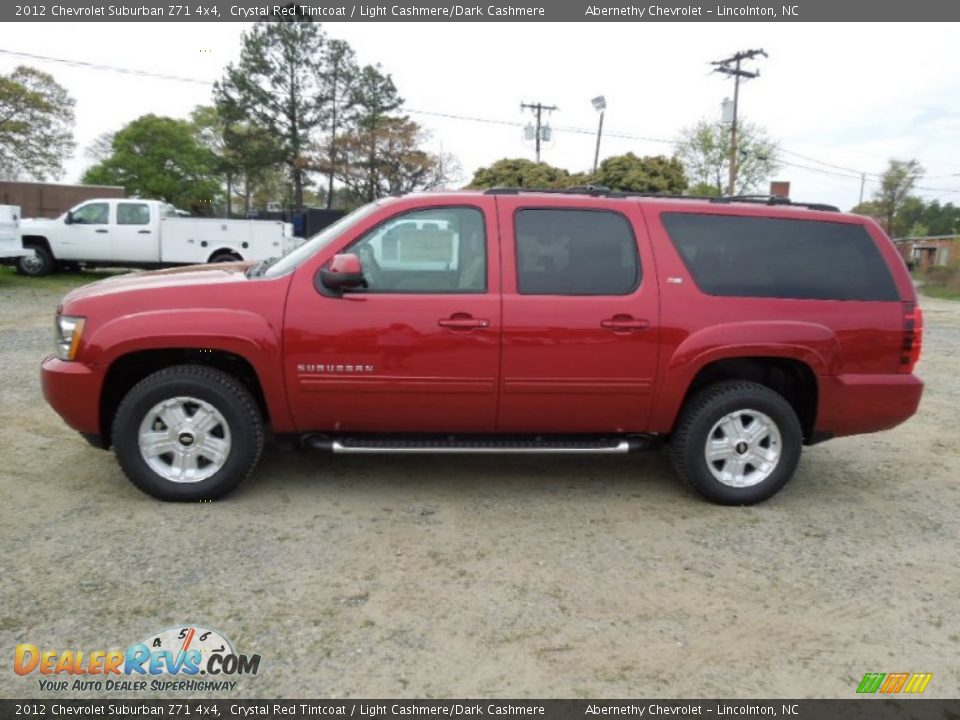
[775,146,883,178]
[778,159,863,181]
[0,48,214,85]
[3,46,958,194]
[780,159,960,195]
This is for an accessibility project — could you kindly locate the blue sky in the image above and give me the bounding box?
[2,21,959,211]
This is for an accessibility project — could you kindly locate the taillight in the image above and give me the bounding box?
[900,302,923,374]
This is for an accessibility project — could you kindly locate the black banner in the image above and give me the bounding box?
[1,700,958,720]
[3,0,960,22]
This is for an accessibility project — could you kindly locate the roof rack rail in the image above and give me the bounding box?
[709,194,840,212]
[483,186,693,199]
[482,186,840,212]
[483,186,607,196]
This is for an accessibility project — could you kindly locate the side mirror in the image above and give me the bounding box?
[319,253,366,293]
[64,211,74,225]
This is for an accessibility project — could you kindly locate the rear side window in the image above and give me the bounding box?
[117,202,150,225]
[515,209,640,295]
[661,213,899,301]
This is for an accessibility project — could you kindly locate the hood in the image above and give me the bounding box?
[62,262,255,305]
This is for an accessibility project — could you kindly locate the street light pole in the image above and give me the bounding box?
[591,95,607,174]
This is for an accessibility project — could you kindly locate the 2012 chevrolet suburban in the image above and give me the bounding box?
[40,188,924,504]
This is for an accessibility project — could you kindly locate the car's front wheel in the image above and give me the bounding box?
[112,365,264,501]
[669,380,802,505]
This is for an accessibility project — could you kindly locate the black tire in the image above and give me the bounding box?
[16,245,55,276]
[669,380,802,505]
[210,251,242,263]
[112,365,264,501]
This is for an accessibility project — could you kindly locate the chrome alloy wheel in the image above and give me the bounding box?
[137,396,232,483]
[704,409,782,488]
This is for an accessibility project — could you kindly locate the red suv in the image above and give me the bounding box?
[41,189,923,504]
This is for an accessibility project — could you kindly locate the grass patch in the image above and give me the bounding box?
[917,264,960,301]
[0,266,130,292]
[919,284,960,301]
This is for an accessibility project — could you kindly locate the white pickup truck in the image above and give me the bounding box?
[17,198,302,276]
[0,205,32,267]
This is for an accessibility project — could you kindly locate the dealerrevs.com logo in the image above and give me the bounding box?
[14,625,260,692]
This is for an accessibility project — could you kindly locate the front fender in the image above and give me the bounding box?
[649,321,839,433]
[82,308,294,431]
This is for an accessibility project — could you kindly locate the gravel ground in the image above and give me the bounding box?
[1,271,958,699]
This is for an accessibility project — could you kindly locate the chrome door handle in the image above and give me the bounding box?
[438,315,489,330]
[601,316,650,331]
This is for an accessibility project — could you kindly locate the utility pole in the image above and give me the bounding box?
[712,49,767,195]
[859,172,866,204]
[521,101,558,162]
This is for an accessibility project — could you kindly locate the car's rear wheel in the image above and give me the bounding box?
[17,246,54,276]
[112,365,264,501]
[210,251,242,263]
[669,380,802,505]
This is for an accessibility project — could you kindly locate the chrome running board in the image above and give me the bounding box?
[302,434,658,454]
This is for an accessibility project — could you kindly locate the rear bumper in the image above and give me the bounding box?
[41,355,104,438]
[816,373,923,438]
[0,250,31,265]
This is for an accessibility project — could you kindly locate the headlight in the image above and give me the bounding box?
[55,315,86,361]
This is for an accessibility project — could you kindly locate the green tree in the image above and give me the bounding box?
[687,181,722,197]
[873,159,925,236]
[215,21,327,209]
[318,39,360,209]
[919,200,960,236]
[675,119,778,195]
[468,158,577,189]
[229,123,286,214]
[82,114,220,211]
[593,153,687,194]
[190,105,239,215]
[0,65,75,180]
[850,199,881,218]
[895,196,927,238]
[344,64,405,203]
[333,117,456,201]
[191,105,281,216]
[854,191,960,238]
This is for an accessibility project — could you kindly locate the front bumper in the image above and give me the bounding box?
[41,355,104,438]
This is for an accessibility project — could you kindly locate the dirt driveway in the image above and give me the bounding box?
[1,270,957,699]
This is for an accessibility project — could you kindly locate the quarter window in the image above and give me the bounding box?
[661,213,899,301]
[515,209,640,295]
[346,207,487,293]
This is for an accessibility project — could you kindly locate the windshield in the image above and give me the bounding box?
[263,201,384,278]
